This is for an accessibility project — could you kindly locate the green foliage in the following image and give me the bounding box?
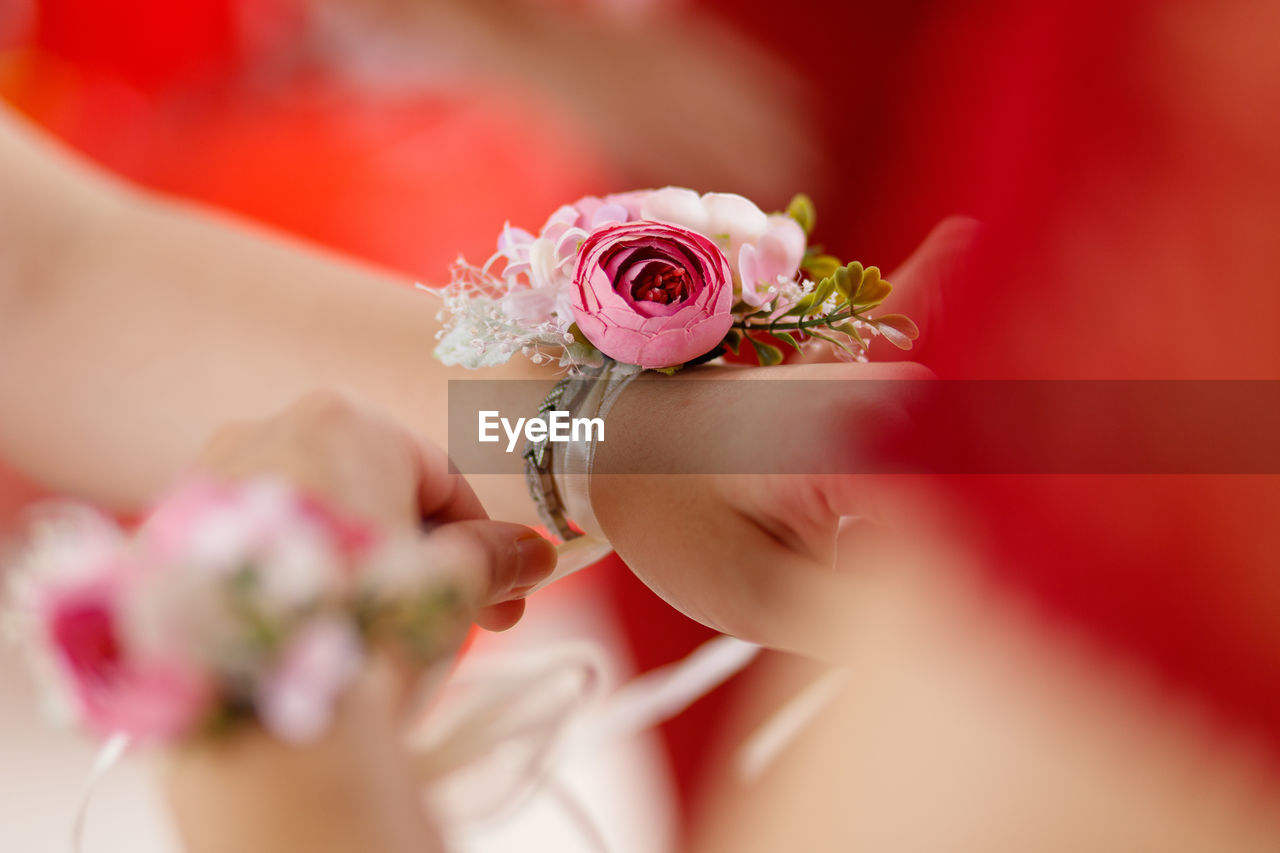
[801,253,843,281]
[873,314,919,349]
[772,330,802,352]
[851,265,892,307]
[786,193,817,236]
[746,334,785,366]
[833,262,859,298]
[561,324,602,366]
[808,329,859,357]
[728,241,916,359]
[785,275,839,317]
[832,321,865,349]
[811,276,837,308]
[784,293,819,317]
[805,260,895,309]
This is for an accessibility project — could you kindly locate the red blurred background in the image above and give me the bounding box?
[2,0,1278,832]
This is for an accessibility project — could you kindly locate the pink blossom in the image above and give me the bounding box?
[138,478,246,566]
[12,508,209,739]
[552,190,652,234]
[570,221,733,368]
[258,617,364,742]
[639,188,807,306]
[538,190,653,264]
[738,215,807,307]
[45,583,211,739]
[141,478,365,573]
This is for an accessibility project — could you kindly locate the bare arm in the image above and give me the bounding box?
[0,103,548,521]
[0,102,941,652]
[161,393,557,851]
[166,664,446,853]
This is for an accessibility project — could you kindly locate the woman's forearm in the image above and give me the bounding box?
[0,103,127,299]
[166,664,445,853]
[0,107,549,519]
[0,105,905,652]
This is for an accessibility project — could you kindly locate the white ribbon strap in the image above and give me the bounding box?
[71,732,131,853]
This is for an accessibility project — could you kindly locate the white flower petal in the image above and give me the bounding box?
[640,187,710,233]
[528,238,560,291]
[702,192,768,242]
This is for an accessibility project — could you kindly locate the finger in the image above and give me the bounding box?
[800,216,979,364]
[415,440,489,524]
[475,599,526,633]
[880,216,981,340]
[301,401,424,528]
[421,520,557,607]
[271,390,479,528]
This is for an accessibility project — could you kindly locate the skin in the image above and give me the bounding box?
[166,393,556,853]
[694,514,1280,852]
[164,414,1280,852]
[9,4,1279,842]
[0,101,957,647]
[592,361,937,657]
[7,0,1277,846]
[167,657,449,853]
[196,391,558,630]
[0,102,550,524]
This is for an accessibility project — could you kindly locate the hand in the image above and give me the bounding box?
[168,391,558,853]
[802,216,980,364]
[167,656,446,853]
[196,390,557,631]
[587,219,976,654]
[592,360,933,658]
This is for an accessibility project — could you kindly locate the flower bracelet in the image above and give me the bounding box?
[4,478,468,745]
[428,187,919,555]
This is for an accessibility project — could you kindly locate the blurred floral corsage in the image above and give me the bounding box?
[430,188,918,372]
[4,479,464,745]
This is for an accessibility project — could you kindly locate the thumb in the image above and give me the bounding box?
[881,216,982,342]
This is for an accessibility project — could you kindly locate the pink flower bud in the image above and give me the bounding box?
[570,221,734,369]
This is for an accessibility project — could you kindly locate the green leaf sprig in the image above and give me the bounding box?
[730,194,919,365]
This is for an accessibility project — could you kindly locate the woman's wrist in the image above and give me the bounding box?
[165,658,443,853]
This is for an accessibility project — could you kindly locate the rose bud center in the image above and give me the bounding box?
[52,602,122,678]
[630,261,692,305]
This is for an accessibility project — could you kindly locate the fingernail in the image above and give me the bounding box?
[514,532,557,591]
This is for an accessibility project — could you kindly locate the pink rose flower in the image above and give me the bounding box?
[641,188,807,307]
[45,581,211,740]
[570,221,734,368]
[499,191,654,280]
[16,515,205,739]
